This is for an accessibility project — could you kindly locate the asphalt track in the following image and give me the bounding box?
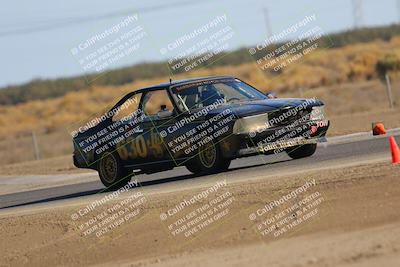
[0,133,399,210]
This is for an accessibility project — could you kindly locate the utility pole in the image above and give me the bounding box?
[352,0,364,28]
[263,7,273,38]
[31,131,40,160]
[397,0,400,23]
[385,73,394,109]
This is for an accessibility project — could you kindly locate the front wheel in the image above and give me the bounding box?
[98,152,131,190]
[185,141,231,175]
[286,143,317,159]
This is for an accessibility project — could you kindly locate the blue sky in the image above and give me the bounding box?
[0,0,396,87]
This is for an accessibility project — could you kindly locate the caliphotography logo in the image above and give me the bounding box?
[1,1,400,266]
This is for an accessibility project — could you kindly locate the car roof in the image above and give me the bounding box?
[111,76,237,111]
[137,75,236,92]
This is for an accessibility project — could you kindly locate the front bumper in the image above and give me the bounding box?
[222,119,329,158]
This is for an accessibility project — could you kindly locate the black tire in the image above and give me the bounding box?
[286,143,317,159]
[98,152,131,190]
[185,140,231,175]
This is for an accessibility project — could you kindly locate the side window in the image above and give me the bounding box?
[142,90,174,118]
[112,93,142,122]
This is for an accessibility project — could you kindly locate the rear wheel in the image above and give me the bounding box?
[98,152,131,190]
[286,143,317,159]
[185,141,231,175]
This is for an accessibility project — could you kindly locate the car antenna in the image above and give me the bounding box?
[169,77,172,84]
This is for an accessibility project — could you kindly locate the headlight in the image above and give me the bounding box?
[310,106,326,121]
[233,113,270,135]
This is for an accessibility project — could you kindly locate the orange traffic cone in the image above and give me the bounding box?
[389,136,400,164]
[372,122,386,135]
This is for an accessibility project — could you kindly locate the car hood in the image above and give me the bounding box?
[207,98,323,118]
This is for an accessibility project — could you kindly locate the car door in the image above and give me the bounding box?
[110,91,149,167]
[136,89,179,165]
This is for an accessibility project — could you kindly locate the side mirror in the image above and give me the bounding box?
[266,92,277,99]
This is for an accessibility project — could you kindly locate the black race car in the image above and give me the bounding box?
[72,76,329,189]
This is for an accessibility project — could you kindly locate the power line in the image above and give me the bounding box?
[0,0,211,37]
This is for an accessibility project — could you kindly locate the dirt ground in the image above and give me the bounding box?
[1,161,399,267]
[0,155,87,176]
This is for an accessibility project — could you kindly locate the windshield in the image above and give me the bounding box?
[171,79,267,112]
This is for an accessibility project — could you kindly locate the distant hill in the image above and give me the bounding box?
[1,24,400,106]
